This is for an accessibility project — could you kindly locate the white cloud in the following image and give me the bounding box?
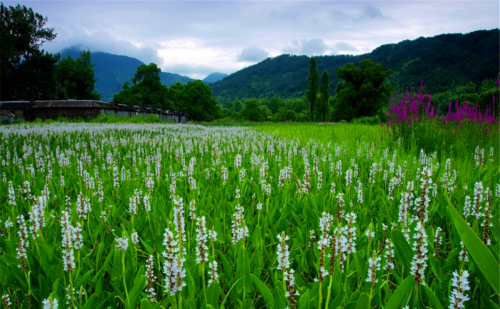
[237,47,269,62]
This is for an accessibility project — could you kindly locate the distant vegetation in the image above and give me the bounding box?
[2,3,498,124]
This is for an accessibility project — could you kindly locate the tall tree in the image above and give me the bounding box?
[334,59,392,121]
[56,50,101,100]
[1,3,58,100]
[177,80,220,121]
[319,69,330,122]
[305,57,319,121]
[113,63,170,108]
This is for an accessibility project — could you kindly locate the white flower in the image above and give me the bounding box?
[449,270,470,309]
[42,297,58,309]
[116,236,129,251]
[131,232,139,245]
[277,233,290,272]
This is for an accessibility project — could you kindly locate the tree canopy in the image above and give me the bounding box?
[56,50,100,100]
[305,57,319,121]
[1,3,58,100]
[113,63,171,108]
[333,59,392,121]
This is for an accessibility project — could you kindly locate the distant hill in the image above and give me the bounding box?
[203,73,228,84]
[60,47,194,101]
[211,29,499,102]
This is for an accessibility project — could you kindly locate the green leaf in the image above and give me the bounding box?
[128,274,146,309]
[140,298,155,309]
[391,230,412,276]
[448,199,500,294]
[384,275,414,309]
[422,285,443,309]
[355,293,370,309]
[298,289,311,309]
[250,274,275,308]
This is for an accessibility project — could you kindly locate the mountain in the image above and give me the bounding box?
[211,29,499,103]
[60,47,194,101]
[203,72,228,84]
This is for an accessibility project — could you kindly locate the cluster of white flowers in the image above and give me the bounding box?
[16,215,29,271]
[340,212,357,255]
[449,270,470,309]
[231,205,248,245]
[60,211,76,272]
[8,181,15,206]
[29,195,46,239]
[345,168,352,187]
[208,260,219,285]
[459,241,469,262]
[221,166,228,183]
[285,268,299,308]
[173,197,186,243]
[42,297,58,309]
[131,232,139,245]
[410,221,428,285]
[115,236,129,251]
[366,255,381,284]
[76,192,91,220]
[472,182,483,219]
[319,212,333,237]
[145,255,157,302]
[2,294,11,309]
[196,216,208,264]
[336,193,345,219]
[277,233,290,273]
[384,240,395,270]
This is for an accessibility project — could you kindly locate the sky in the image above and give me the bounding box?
[8,1,500,79]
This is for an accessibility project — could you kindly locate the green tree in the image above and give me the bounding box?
[177,80,219,121]
[113,63,170,108]
[319,69,330,122]
[334,59,393,121]
[305,57,319,121]
[56,50,101,100]
[239,98,264,121]
[1,3,58,100]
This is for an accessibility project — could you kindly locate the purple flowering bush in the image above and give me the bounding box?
[385,82,498,157]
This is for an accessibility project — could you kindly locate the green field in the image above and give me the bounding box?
[0,122,498,309]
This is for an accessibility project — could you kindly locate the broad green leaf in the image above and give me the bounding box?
[448,199,500,294]
[422,285,443,309]
[355,293,370,309]
[384,275,414,309]
[250,274,275,308]
[391,230,412,275]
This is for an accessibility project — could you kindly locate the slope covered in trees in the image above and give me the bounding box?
[61,47,194,101]
[212,29,499,106]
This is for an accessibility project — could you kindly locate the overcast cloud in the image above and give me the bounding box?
[8,1,499,79]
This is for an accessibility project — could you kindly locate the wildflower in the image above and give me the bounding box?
[16,215,29,272]
[449,270,470,309]
[434,227,443,257]
[189,200,196,220]
[285,269,299,309]
[365,229,375,239]
[307,230,315,251]
[277,233,290,273]
[384,240,395,271]
[472,182,483,219]
[116,236,129,251]
[173,197,186,244]
[357,180,363,204]
[256,203,263,210]
[366,255,381,284]
[345,168,352,187]
[162,228,178,295]
[208,260,219,285]
[8,181,15,206]
[2,294,11,309]
[459,241,469,262]
[411,221,429,285]
[231,205,248,245]
[131,232,139,245]
[341,213,357,255]
[145,255,157,302]
[61,211,75,272]
[42,297,58,309]
[208,228,217,243]
[319,212,333,237]
[314,237,330,283]
[415,167,432,223]
[336,193,345,220]
[483,188,492,245]
[196,216,208,264]
[463,196,471,218]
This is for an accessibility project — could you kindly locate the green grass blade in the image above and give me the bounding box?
[448,199,500,294]
[250,274,275,308]
[383,275,414,309]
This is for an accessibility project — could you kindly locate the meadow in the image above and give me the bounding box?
[0,122,498,309]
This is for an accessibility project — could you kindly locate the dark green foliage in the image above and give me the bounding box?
[319,70,330,122]
[1,3,58,100]
[211,29,499,106]
[113,63,171,109]
[239,98,269,122]
[305,57,319,122]
[176,80,220,121]
[333,59,392,121]
[56,50,101,100]
[351,115,381,125]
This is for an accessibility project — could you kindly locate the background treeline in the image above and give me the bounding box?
[2,3,498,123]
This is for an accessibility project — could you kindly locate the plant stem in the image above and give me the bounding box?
[122,250,130,307]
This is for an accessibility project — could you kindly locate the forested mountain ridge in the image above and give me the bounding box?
[60,47,194,101]
[211,29,499,103]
